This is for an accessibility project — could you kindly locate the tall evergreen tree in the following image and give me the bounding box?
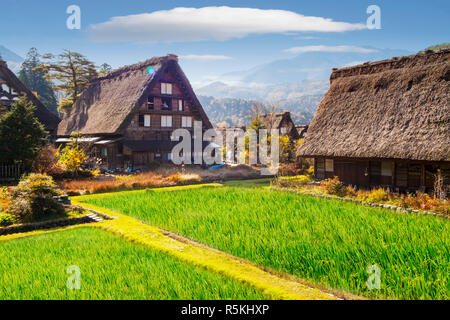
[0,96,48,168]
[34,50,97,113]
[18,48,58,115]
[98,63,112,76]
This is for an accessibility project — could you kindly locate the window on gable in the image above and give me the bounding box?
[161,115,172,127]
[147,96,154,110]
[138,114,144,127]
[178,99,184,111]
[182,116,192,128]
[144,115,151,127]
[161,97,171,110]
[161,82,172,95]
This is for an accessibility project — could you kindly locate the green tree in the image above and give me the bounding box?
[0,96,48,168]
[56,132,87,175]
[18,48,58,115]
[98,63,112,76]
[423,43,450,53]
[34,50,97,113]
[249,115,266,131]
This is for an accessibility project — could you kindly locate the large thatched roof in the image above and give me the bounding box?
[57,54,212,136]
[298,49,450,162]
[0,59,60,132]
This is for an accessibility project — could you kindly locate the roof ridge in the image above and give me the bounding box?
[91,54,178,82]
[330,49,450,81]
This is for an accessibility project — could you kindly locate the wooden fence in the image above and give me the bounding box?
[0,164,25,183]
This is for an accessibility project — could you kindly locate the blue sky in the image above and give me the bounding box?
[1,0,449,86]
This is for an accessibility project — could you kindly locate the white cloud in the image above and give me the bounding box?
[88,6,366,43]
[284,45,378,54]
[297,36,320,40]
[180,54,232,61]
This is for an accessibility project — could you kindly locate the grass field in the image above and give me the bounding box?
[0,227,265,300]
[81,184,450,299]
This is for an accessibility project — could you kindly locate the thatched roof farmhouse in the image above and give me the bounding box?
[298,49,450,192]
[259,111,300,140]
[0,59,60,136]
[57,54,212,169]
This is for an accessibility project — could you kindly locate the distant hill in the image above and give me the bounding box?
[198,94,321,126]
[196,47,412,127]
[0,45,23,73]
[220,47,411,85]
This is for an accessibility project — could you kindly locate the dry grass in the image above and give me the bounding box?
[59,165,259,195]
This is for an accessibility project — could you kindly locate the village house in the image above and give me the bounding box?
[0,59,60,137]
[259,111,300,141]
[57,54,212,170]
[297,49,450,192]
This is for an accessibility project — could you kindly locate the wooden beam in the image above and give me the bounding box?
[420,163,426,187]
[391,161,396,188]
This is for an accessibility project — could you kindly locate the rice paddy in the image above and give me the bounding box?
[81,184,450,299]
[0,227,266,300]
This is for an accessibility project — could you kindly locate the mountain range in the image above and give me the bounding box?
[195,47,411,126]
[0,45,23,73]
[0,44,413,127]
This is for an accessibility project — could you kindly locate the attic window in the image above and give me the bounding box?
[161,82,172,95]
[161,97,172,110]
[139,114,151,127]
[147,97,154,110]
[144,115,151,127]
[178,99,184,111]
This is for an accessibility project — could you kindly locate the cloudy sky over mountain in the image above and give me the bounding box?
[1,0,448,87]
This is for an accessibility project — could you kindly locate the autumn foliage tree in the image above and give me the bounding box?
[56,133,87,175]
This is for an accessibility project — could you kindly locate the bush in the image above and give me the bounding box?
[275,175,312,188]
[320,176,346,197]
[33,144,61,175]
[0,213,14,227]
[278,163,303,176]
[363,188,388,203]
[6,173,65,223]
[344,185,358,198]
[306,166,314,177]
[51,168,94,181]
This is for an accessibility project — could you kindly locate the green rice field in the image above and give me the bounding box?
[0,228,265,300]
[82,184,450,299]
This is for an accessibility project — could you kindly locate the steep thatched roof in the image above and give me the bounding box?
[260,111,300,139]
[298,49,450,162]
[0,59,60,132]
[57,54,212,136]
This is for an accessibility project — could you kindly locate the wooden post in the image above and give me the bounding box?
[420,163,426,188]
[313,158,317,179]
[391,161,396,187]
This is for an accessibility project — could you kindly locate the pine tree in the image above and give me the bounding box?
[18,48,58,114]
[34,50,97,113]
[0,96,48,168]
[249,115,266,131]
[98,63,112,76]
